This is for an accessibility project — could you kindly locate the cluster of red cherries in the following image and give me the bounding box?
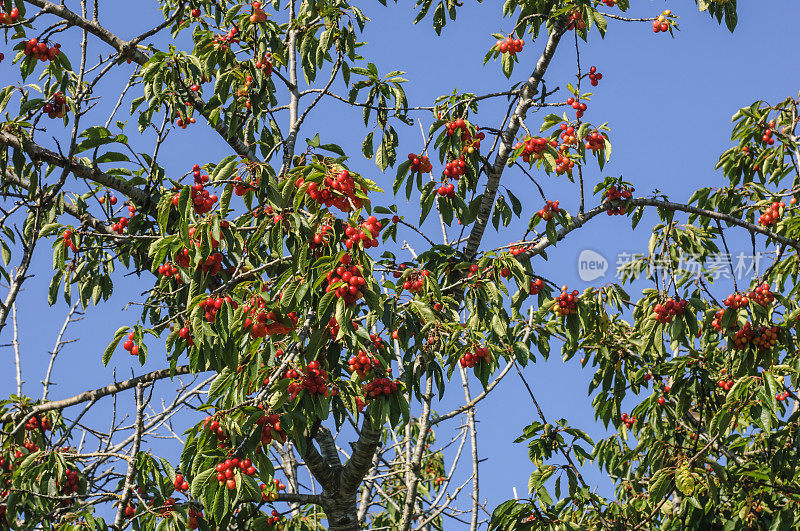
[215,457,256,490]
[443,157,467,181]
[260,478,286,501]
[559,125,578,146]
[187,507,204,529]
[495,36,524,55]
[249,1,268,23]
[731,322,754,349]
[536,200,560,221]
[437,181,456,199]
[467,263,488,279]
[264,509,284,527]
[233,174,258,196]
[58,469,80,495]
[243,306,298,338]
[173,473,189,493]
[408,153,432,173]
[297,170,364,212]
[0,7,20,25]
[656,385,671,406]
[171,165,219,214]
[157,262,183,283]
[752,326,779,350]
[584,131,606,152]
[257,413,286,445]
[212,25,240,52]
[400,269,429,294]
[620,413,636,430]
[17,441,39,455]
[653,298,688,324]
[285,361,332,399]
[203,416,228,441]
[555,151,575,175]
[509,244,531,256]
[748,282,775,306]
[98,195,117,206]
[198,252,225,275]
[652,11,672,33]
[717,379,734,392]
[348,350,381,377]
[566,97,588,119]
[761,121,777,145]
[711,310,728,332]
[515,136,557,163]
[604,184,633,215]
[553,287,579,316]
[586,66,603,86]
[723,292,750,309]
[24,415,51,431]
[776,390,791,402]
[199,295,236,323]
[255,53,273,76]
[62,229,78,253]
[344,216,382,250]
[444,118,470,140]
[758,201,784,227]
[43,92,68,119]
[172,248,191,269]
[327,316,341,338]
[567,10,587,30]
[122,331,140,356]
[459,346,491,368]
[310,223,333,249]
[111,215,129,234]
[529,278,545,295]
[23,38,61,62]
[177,324,194,346]
[175,115,196,129]
[325,255,367,305]
[363,377,399,398]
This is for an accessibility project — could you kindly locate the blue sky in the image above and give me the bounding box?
[2,0,800,526]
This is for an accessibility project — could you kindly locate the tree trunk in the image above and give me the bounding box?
[322,490,359,531]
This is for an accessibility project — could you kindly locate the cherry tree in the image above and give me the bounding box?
[1,0,799,530]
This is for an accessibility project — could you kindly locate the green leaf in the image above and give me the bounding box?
[211,155,238,182]
[103,326,130,366]
[649,468,673,501]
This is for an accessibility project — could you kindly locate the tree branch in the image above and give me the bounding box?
[0,366,194,423]
[464,19,567,260]
[112,382,144,530]
[0,131,150,205]
[340,416,382,494]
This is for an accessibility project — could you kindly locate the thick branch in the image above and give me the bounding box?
[339,416,382,494]
[23,0,149,63]
[301,435,338,491]
[315,425,342,468]
[113,382,144,530]
[400,379,434,531]
[516,196,800,263]
[464,19,567,259]
[22,1,256,161]
[275,492,323,505]
[0,366,193,423]
[2,169,117,235]
[0,131,149,204]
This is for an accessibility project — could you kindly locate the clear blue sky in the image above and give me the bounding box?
[3,0,800,526]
